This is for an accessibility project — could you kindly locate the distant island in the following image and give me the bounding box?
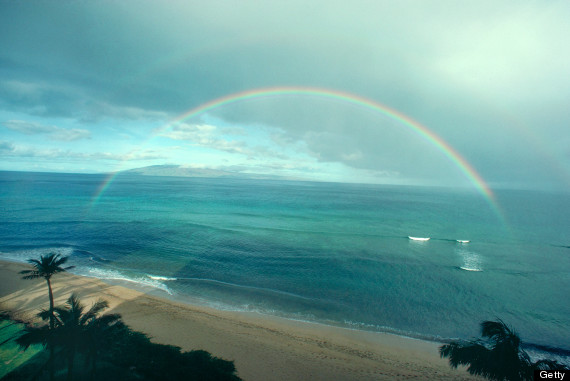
[120,165,295,181]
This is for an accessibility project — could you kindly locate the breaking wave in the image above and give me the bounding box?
[83,268,173,295]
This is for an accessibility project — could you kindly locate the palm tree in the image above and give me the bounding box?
[50,294,121,381]
[20,253,74,329]
[20,253,74,381]
[14,295,122,381]
[15,321,52,349]
[82,304,122,379]
[440,320,568,381]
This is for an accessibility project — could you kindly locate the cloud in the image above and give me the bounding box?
[0,80,83,117]
[0,141,15,152]
[220,127,247,136]
[0,141,164,161]
[79,101,169,123]
[0,80,43,100]
[3,120,91,141]
[159,123,258,156]
[3,120,53,134]
[160,123,300,163]
[0,1,569,187]
[85,150,165,161]
[430,4,570,100]
[0,79,169,123]
[160,124,218,142]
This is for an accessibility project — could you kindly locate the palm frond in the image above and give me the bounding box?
[440,341,490,369]
[441,320,563,381]
[66,294,86,320]
[93,313,122,327]
[19,269,42,280]
[53,255,69,265]
[26,258,42,266]
[15,324,51,350]
[482,320,522,355]
[481,320,511,341]
[21,253,74,280]
[81,300,110,324]
[37,308,53,322]
[52,305,74,324]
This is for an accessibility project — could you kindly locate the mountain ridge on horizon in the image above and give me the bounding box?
[121,164,296,181]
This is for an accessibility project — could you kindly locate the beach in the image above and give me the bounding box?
[0,260,480,380]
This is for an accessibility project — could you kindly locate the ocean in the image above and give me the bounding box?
[1,170,568,362]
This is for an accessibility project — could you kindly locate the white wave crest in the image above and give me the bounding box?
[409,236,430,241]
[86,268,173,295]
[148,275,178,281]
[459,266,483,272]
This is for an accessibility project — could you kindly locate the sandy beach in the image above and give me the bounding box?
[0,260,480,380]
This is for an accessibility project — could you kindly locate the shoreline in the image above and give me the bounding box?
[0,259,480,380]
[0,253,456,345]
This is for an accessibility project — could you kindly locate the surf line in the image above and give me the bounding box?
[90,86,505,223]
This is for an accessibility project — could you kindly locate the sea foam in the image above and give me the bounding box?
[85,268,173,295]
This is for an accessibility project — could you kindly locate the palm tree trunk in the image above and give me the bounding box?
[46,277,54,329]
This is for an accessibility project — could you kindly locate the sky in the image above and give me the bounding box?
[0,0,569,190]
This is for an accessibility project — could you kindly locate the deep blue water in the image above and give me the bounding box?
[1,171,568,361]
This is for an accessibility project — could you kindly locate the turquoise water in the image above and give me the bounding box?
[1,171,568,361]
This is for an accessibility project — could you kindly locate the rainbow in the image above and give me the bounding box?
[91,86,503,221]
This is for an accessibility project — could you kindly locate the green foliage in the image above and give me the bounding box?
[19,253,74,281]
[4,296,242,381]
[0,316,43,379]
[440,320,568,381]
[104,322,241,381]
[9,254,241,380]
